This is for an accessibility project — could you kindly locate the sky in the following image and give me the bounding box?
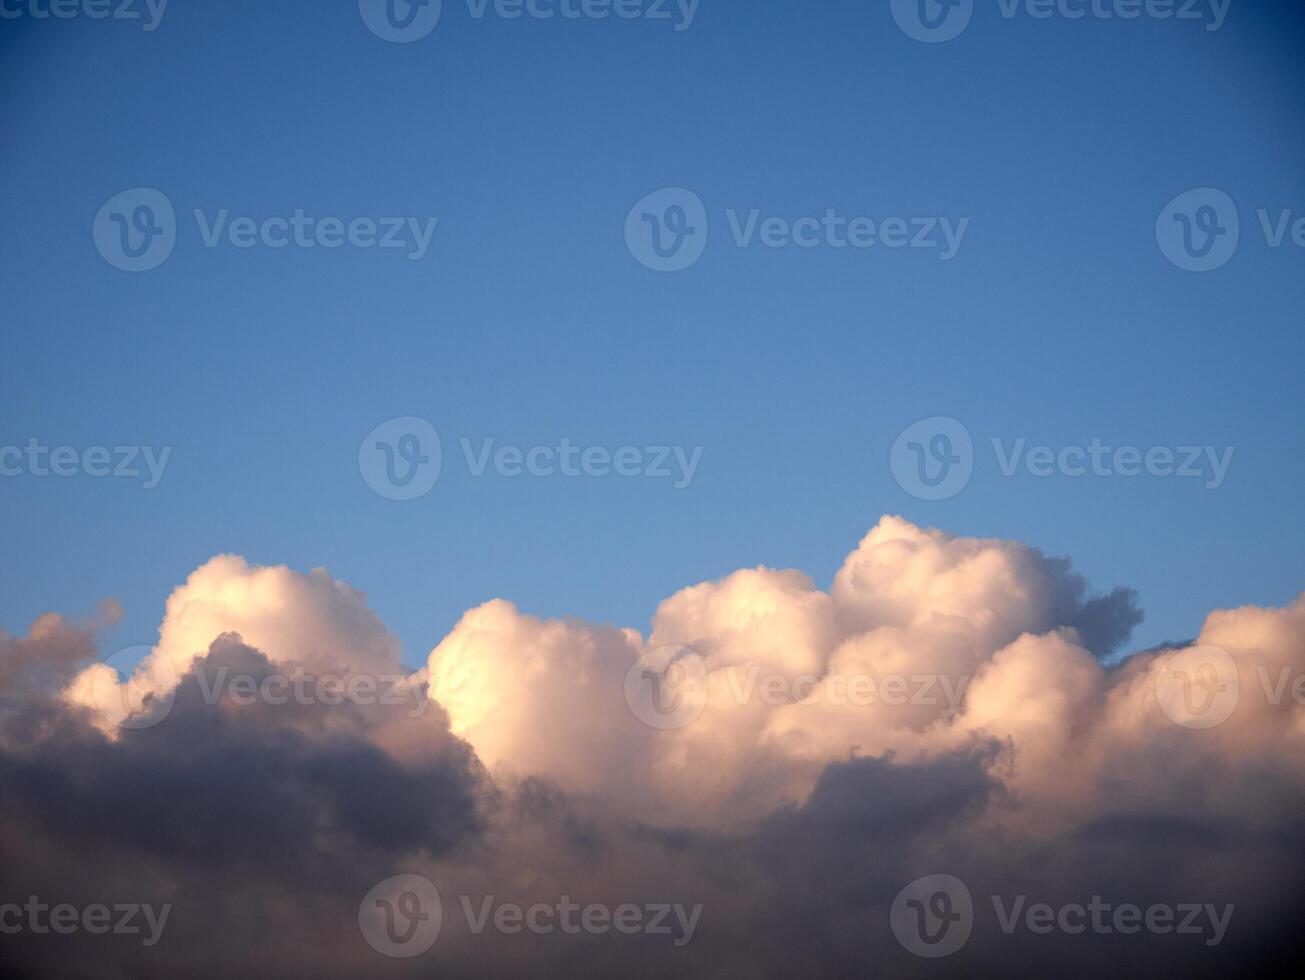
[3,3,1305,977]
[2,1,1303,665]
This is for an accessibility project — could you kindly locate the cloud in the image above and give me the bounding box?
[427,517,1147,822]
[2,517,1303,976]
[61,555,405,736]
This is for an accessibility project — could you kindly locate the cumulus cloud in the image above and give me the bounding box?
[2,517,1303,977]
[62,555,406,736]
[428,516,1148,822]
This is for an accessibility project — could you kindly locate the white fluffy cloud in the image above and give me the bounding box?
[63,555,403,735]
[420,516,1305,832]
[52,517,1305,835]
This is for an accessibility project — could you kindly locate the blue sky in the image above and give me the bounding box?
[2,0,1303,667]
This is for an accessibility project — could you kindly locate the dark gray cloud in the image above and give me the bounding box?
[0,629,485,979]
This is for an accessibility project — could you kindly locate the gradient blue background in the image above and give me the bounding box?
[2,0,1303,665]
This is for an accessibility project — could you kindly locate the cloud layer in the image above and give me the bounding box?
[3,517,1303,977]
